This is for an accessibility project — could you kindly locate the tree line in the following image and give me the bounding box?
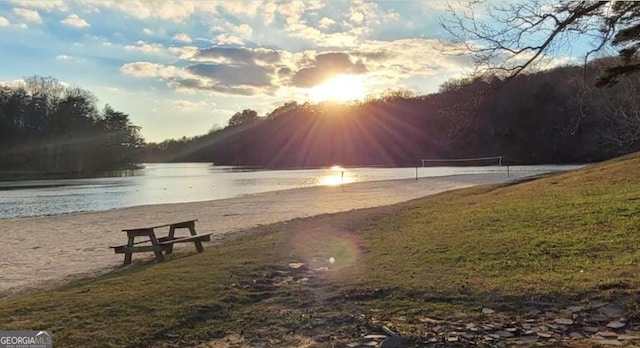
[142,58,640,167]
[0,76,143,177]
[3,59,639,178]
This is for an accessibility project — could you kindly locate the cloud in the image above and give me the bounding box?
[351,50,395,62]
[262,2,277,25]
[349,11,364,25]
[383,11,400,22]
[283,21,361,48]
[173,99,203,111]
[168,45,199,59]
[211,23,254,45]
[118,63,225,96]
[277,1,306,26]
[187,64,272,87]
[194,47,281,65]
[214,34,244,45]
[13,8,42,23]
[346,38,474,90]
[266,1,401,49]
[0,16,9,27]
[143,28,153,35]
[80,0,217,22]
[60,14,90,28]
[6,0,67,12]
[119,27,471,98]
[307,0,325,11]
[258,1,322,27]
[233,24,253,37]
[55,54,83,63]
[348,0,381,25]
[291,52,367,87]
[218,1,261,17]
[318,17,336,29]
[278,67,292,76]
[124,40,164,54]
[209,24,224,32]
[120,62,181,79]
[173,33,192,43]
[107,86,121,93]
[170,78,260,96]
[121,46,284,97]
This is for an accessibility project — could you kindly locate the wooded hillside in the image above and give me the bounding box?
[143,59,640,167]
[0,77,143,176]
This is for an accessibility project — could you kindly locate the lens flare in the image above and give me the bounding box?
[290,227,362,273]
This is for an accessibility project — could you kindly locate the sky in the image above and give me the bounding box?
[0,0,583,142]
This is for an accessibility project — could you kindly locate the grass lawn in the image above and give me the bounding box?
[1,153,639,347]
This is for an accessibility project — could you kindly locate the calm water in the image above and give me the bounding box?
[0,163,583,219]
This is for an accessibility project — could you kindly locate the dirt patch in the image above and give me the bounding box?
[198,262,640,347]
[198,334,318,348]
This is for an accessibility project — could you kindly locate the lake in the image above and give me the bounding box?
[0,163,583,219]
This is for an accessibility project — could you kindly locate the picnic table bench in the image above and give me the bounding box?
[110,219,212,265]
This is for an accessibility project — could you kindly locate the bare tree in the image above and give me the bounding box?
[588,72,640,154]
[24,75,67,112]
[441,1,640,84]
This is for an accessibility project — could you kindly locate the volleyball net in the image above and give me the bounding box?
[421,156,503,167]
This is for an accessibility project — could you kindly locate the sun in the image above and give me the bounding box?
[308,74,367,103]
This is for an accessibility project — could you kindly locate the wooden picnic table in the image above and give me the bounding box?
[111,219,212,265]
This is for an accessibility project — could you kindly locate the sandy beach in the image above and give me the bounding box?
[0,173,529,298]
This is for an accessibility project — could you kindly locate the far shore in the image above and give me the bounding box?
[0,165,144,182]
[0,172,534,298]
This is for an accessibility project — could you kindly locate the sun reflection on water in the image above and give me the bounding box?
[319,166,355,186]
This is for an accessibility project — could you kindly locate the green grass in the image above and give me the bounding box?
[1,153,640,347]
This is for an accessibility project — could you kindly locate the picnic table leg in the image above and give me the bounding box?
[148,232,165,262]
[166,225,176,255]
[124,234,135,265]
[187,221,197,236]
[187,221,204,252]
[193,240,205,253]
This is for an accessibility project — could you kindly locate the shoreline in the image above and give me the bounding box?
[1,165,584,220]
[0,172,531,299]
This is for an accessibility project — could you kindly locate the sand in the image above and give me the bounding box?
[0,173,529,298]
